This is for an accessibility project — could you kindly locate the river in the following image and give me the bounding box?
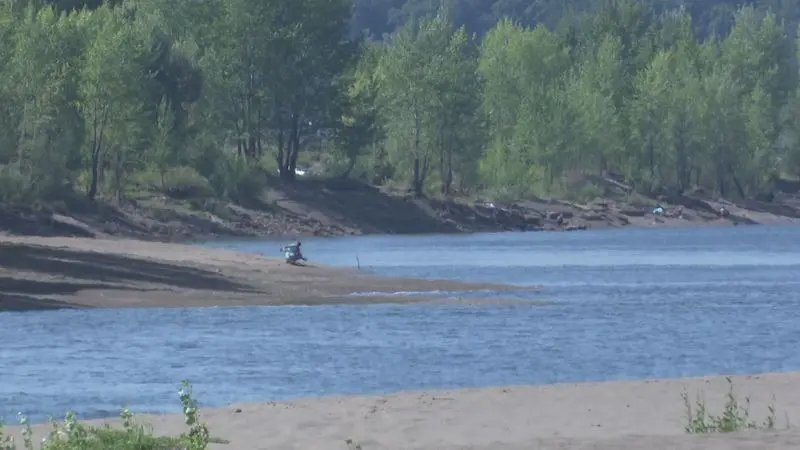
[2,225,800,423]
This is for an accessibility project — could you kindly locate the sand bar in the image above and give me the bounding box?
[4,373,800,449]
[0,236,531,310]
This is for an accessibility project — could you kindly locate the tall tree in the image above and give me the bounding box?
[478,20,571,196]
[377,7,483,196]
[10,5,84,197]
[77,3,153,200]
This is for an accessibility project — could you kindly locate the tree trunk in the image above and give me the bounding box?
[411,108,422,197]
[88,145,99,200]
[275,119,285,175]
[256,110,263,159]
[445,142,453,195]
[249,136,257,159]
[114,149,123,204]
[340,156,357,179]
[87,127,103,200]
[439,135,447,195]
[280,113,300,182]
[729,165,746,198]
[412,157,421,197]
[289,139,300,176]
[714,143,728,197]
[439,149,446,195]
[439,124,453,196]
[674,128,688,194]
[86,111,107,200]
[420,153,431,191]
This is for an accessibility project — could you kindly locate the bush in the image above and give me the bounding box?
[0,164,30,203]
[208,154,266,202]
[682,376,778,434]
[0,381,211,450]
[135,167,214,200]
[161,167,214,200]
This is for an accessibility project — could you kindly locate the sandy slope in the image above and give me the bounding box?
[0,235,528,310]
[5,373,800,449]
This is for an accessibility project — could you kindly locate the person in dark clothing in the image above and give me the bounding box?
[280,241,307,264]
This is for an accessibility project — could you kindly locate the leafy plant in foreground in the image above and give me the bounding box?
[0,381,210,450]
[682,376,778,434]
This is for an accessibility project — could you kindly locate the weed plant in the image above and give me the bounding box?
[682,376,778,434]
[0,380,210,450]
[2,375,785,448]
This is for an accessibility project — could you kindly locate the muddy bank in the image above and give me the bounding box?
[0,236,532,311]
[1,178,799,241]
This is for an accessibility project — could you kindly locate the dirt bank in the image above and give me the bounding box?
[5,372,800,449]
[1,177,799,241]
[0,235,531,311]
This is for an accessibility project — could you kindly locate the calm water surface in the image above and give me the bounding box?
[3,225,800,423]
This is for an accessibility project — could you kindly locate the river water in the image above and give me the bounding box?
[2,225,800,423]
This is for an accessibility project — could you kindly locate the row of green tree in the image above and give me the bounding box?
[40,0,800,44]
[1,0,800,206]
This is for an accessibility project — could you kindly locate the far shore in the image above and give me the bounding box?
[3,176,800,243]
[0,235,533,311]
[4,372,800,449]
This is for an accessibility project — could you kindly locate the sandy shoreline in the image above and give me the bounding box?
[4,373,800,449]
[0,235,533,311]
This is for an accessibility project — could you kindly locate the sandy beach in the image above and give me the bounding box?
[3,373,798,449]
[0,235,529,310]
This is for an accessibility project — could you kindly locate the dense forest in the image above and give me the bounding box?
[2,0,800,207]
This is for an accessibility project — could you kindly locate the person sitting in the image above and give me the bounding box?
[280,241,306,265]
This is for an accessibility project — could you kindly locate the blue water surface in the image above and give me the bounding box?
[2,225,800,423]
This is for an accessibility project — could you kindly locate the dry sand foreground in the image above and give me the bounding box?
[0,235,530,310]
[4,373,800,449]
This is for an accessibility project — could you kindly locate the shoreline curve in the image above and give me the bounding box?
[0,235,532,311]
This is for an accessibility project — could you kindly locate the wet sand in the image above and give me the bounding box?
[4,373,799,449]
[0,236,529,310]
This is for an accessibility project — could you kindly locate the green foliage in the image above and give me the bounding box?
[376,6,484,195]
[0,164,29,203]
[477,20,572,197]
[2,0,800,209]
[682,376,778,434]
[329,44,383,179]
[208,153,265,201]
[136,166,213,199]
[0,381,210,450]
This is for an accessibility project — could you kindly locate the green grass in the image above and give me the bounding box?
[0,381,213,450]
[682,376,779,434]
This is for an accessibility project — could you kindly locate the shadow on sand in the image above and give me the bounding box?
[0,243,260,311]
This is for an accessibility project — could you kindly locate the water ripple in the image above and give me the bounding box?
[2,226,800,423]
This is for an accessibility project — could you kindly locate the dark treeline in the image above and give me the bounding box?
[2,0,800,206]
